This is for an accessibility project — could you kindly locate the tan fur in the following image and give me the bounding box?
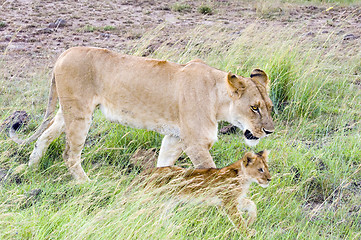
[11,47,274,181]
[137,150,271,233]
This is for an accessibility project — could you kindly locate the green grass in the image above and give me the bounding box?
[78,25,117,33]
[198,4,213,15]
[80,25,97,33]
[172,2,192,13]
[103,25,117,31]
[1,18,361,240]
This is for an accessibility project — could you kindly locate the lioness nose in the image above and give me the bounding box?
[267,178,271,182]
[263,128,273,135]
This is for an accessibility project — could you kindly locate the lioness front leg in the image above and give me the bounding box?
[157,135,183,167]
[183,141,216,168]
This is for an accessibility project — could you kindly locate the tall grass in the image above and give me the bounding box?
[0,22,360,239]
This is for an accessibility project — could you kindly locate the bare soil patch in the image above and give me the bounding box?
[0,1,360,74]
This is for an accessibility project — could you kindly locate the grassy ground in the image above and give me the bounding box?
[1,3,361,239]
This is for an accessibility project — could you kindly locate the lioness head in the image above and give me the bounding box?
[226,69,274,146]
[242,150,271,187]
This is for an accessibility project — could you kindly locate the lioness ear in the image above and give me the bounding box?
[226,72,247,99]
[243,152,256,167]
[250,69,269,87]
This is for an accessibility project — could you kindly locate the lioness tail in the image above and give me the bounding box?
[10,72,58,145]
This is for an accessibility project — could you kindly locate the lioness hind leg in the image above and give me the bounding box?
[62,110,93,182]
[157,135,183,167]
[29,109,65,168]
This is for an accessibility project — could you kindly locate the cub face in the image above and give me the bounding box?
[226,69,274,147]
[243,150,271,187]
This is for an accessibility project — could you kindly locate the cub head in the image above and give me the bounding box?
[226,69,274,146]
[242,150,271,187]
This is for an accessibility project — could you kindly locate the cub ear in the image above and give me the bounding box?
[258,150,270,162]
[226,72,247,99]
[250,69,269,88]
[243,152,256,167]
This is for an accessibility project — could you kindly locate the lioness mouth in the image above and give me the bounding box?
[244,130,259,140]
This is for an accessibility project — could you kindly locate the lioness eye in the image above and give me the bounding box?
[251,106,259,112]
[258,168,264,173]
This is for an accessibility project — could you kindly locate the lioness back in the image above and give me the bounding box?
[56,47,180,128]
[55,47,224,136]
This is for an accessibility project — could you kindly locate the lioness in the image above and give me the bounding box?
[10,47,274,181]
[135,150,271,233]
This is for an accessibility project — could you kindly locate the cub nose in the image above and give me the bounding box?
[263,128,273,135]
[267,178,271,182]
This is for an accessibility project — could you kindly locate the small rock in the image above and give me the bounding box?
[37,28,53,34]
[27,189,43,198]
[344,34,358,41]
[26,24,36,29]
[4,35,12,41]
[305,32,315,37]
[55,18,67,27]
[0,110,29,133]
[49,18,67,28]
[155,6,171,11]
[219,124,238,135]
[337,30,345,35]
[100,33,110,38]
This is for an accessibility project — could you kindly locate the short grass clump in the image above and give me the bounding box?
[103,25,117,31]
[80,25,97,33]
[172,2,192,13]
[78,25,117,33]
[1,15,361,240]
[198,4,213,15]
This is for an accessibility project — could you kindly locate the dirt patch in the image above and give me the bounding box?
[0,1,360,73]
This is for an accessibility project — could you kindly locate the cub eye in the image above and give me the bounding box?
[258,168,264,173]
[251,106,259,112]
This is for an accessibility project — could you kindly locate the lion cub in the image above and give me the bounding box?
[137,150,271,232]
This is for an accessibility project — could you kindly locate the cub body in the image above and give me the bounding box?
[138,150,271,232]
